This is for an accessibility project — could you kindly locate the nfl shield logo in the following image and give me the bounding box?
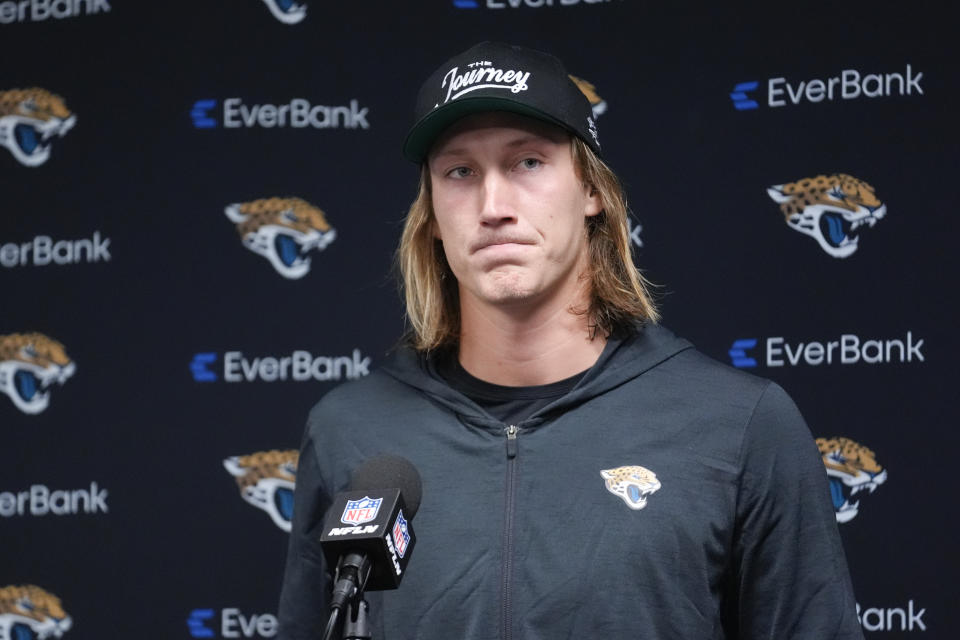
[341,496,382,525]
[392,510,410,558]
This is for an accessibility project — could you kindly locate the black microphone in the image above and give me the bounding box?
[320,454,422,613]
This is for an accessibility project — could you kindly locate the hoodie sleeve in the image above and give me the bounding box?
[277,421,333,640]
[730,381,864,639]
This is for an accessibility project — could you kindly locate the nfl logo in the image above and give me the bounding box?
[392,510,410,558]
[341,496,382,525]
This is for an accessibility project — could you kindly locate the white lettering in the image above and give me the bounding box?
[841,334,860,364]
[223,98,242,128]
[785,80,805,105]
[328,524,379,536]
[907,331,924,361]
[766,337,784,367]
[224,351,243,382]
[841,69,861,99]
[259,357,278,381]
[0,2,17,24]
[13,0,112,22]
[758,333,924,368]
[857,600,926,631]
[258,103,277,127]
[0,491,15,516]
[804,341,824,365]
[0,482,107,517]
[862,339,883,364]
[907,64,923,94]
[805,79,825,102]
[768,78,786,107]
[862,73,883,98]
[33,235,51,265]
[0,243,17,266]
[221,608,278,638]
[442,65,531,103]
[222,98,369,130]
[385,533,402,575]
[292,350,311,381]
[221,350,371,382]
[827,76,840,99]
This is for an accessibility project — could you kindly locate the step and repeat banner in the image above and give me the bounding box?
[2,2,956,638]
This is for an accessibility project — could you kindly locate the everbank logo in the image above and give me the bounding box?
[728,331,924,369]
[454,0,612,8]
[1,231,111,267]
[187,607,277,638]
[190,98,369,130]
[729,64,923,110]
[190,349,371,383]
[0,482,108,517]
[857,601,927,632]
[0,0,110,24]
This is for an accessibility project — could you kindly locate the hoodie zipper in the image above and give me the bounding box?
[501,424,519,640]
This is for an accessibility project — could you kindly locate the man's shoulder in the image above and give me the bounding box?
[635,324,774,397]
[305,347,434,424]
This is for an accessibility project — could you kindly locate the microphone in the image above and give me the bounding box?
[320,454,422,614]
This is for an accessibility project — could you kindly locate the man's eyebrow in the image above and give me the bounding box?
[431,135,560,161]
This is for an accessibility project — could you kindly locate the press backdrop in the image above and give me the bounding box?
[2,2,957,639]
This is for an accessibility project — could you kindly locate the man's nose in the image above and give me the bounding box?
[479,171,516,225]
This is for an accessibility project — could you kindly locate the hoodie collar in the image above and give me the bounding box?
[380,324,693,429]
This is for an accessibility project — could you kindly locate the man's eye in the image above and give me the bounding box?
[447,167,473,178]
[519,158,542,170]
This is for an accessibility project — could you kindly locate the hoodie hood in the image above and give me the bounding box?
[380,324,693,428]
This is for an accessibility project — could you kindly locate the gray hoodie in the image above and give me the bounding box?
[279,324,863,639]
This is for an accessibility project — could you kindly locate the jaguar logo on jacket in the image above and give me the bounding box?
[601,465,661,510]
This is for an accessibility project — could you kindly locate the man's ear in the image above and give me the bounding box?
[584,184,603,218]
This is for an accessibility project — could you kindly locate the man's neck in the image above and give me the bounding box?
[456,290,606,387]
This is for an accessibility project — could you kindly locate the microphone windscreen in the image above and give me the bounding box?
[350,454,423,518]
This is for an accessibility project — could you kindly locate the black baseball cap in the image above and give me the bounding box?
[403,41,601,163]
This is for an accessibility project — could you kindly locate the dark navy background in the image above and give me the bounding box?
[2,2,956,638]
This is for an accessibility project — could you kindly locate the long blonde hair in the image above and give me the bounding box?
[397,137,658,351]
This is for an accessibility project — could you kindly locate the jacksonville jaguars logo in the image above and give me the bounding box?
[225,197,336,279]
[569,75,607,119]
[817,436,887,523]
[601,465,661,511]
[0,585,72,640]
[260,0,306,23]
[0,333,75,415]
[767,173,886,258]
[224,449,298,531]
[0,89,76,167]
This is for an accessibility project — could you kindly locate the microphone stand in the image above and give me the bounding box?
[342,596,371,640]
[321,553,372,640]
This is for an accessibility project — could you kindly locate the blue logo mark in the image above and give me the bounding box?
[453,0,480,7]
[187,609,215,638]
[392,510,410,558]
[342,496,383,525]
[729,339,758,368]
[190,353,218,382]
[191,99,218,128]
[729,82,759,110]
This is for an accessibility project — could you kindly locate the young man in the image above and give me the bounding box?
[279,42,864,639]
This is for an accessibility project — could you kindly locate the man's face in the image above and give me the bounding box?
[428,112,602,312]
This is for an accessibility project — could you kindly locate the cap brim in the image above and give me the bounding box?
[402,96,577,164]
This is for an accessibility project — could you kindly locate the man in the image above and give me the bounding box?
[279,42,863,639]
